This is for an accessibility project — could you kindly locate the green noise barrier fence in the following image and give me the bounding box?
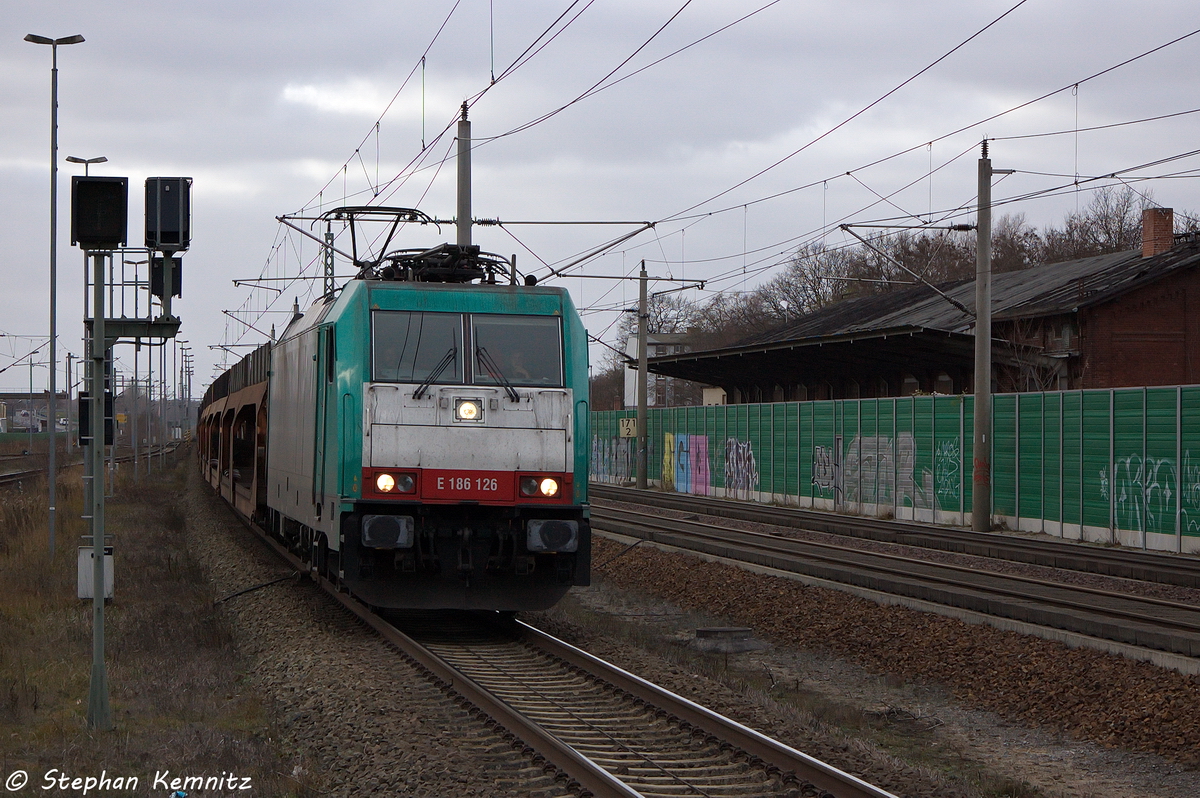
[591,386,1200,554]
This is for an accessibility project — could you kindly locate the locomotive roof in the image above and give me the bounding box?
[277,278,575,343]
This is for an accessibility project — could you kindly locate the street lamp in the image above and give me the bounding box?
[66,155,107,176]
[26,32,85,557]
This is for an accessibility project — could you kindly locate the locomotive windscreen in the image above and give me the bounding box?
[472,315,563,387]
[373,311,464,383]
[372,310,563,387]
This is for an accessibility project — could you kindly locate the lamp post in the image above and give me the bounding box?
[26,32,85,557]
[67,155,107,176]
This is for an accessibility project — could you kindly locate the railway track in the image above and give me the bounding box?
[590,484,1200,589]
[0,444,179,486]
[589,503,1200,660]
[235,509,897,798]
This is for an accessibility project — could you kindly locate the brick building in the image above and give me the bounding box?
[648,209,1200,403]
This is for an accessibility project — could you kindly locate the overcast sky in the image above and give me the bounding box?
[3,1,1200,394]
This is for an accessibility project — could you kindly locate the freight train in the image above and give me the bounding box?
[198,208,591,610]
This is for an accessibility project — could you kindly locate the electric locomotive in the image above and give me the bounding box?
[199,207,591,611]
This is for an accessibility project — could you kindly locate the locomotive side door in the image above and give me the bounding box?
[314,324,336,515]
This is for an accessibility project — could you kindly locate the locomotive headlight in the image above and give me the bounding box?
[375,472,416,494]
[520,476,560,497]
[455,398,482,421]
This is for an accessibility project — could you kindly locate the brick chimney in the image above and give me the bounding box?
[1142,207,1174,258]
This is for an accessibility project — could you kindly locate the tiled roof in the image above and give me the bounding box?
[735,240,1200,347]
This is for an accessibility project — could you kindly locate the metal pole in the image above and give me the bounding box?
[161,344,167,465]
[159,344,165,469]
[29,358,34,453]
[972,142,993,532]
[636,263,649,489]
[87,250,111,731]
[65,352,71,455]
[1177,386,1183,553]
[147,347,153,473]
[132,344,139,480]
[456,102,471,248]
[48,42,59,555]
[107,370,116,497]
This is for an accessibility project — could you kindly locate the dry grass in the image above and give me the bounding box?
[0,450,314,795]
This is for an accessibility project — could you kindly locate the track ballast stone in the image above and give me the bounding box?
[183,469,573,797]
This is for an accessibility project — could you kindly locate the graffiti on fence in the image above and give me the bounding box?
[1180,453,1200,535]
[935,438,962,509]
[591,435,634,483]
[725,438,759,496]
[1111,455,1173,535]
[662,433,676,491]
[592,432,715,494]
[1102,451,1200,536]
[1094,450,1200,536]
[813,445,836,491]
[838,433,938,510]
[662,433,714,494]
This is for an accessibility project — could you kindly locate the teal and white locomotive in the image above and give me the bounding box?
[199,207,591,610]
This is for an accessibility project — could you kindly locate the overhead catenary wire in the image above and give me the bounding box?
[656,28,1200,229]
[218,5,1200,360]
[659,0,1033,222]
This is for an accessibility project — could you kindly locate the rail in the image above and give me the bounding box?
[224,501,897,798]
[589,503,1200,662]
[590,484,1200,588]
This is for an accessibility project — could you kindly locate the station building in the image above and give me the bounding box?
[647,209,1200,403]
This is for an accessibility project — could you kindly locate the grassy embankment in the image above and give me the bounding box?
[0,451,314,794]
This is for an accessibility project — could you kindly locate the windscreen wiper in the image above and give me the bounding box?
[412,346,457,400]
[476,346,520,402]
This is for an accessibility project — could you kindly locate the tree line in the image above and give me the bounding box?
[590,187,1198,409]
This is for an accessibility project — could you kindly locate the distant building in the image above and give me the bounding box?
[623,333,695,408]
[648,209,1200,402]
[0,391,68,434]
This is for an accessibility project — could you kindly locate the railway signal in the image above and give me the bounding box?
[71,173,191,731]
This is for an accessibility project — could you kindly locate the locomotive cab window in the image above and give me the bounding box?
[472,315,563,387]
[373,311,464,384]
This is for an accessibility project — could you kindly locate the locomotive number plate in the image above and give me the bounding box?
[424,470,514,501]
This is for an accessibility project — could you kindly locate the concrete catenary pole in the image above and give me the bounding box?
[457,102,471,248]
[636,263,649,489]
[972,142,993,532]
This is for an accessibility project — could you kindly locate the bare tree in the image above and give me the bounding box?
[1040,185,1149,262]
[627,188,1196,362]
[690,291,778,348]
[588,352,626,411]
[758,240,855,316]
[992,213,1041,273]
[616,290,700,341]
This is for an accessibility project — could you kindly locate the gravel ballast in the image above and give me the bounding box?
[184,470,572,797]
[573,529,1200,797]
[183,461,1200,797]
